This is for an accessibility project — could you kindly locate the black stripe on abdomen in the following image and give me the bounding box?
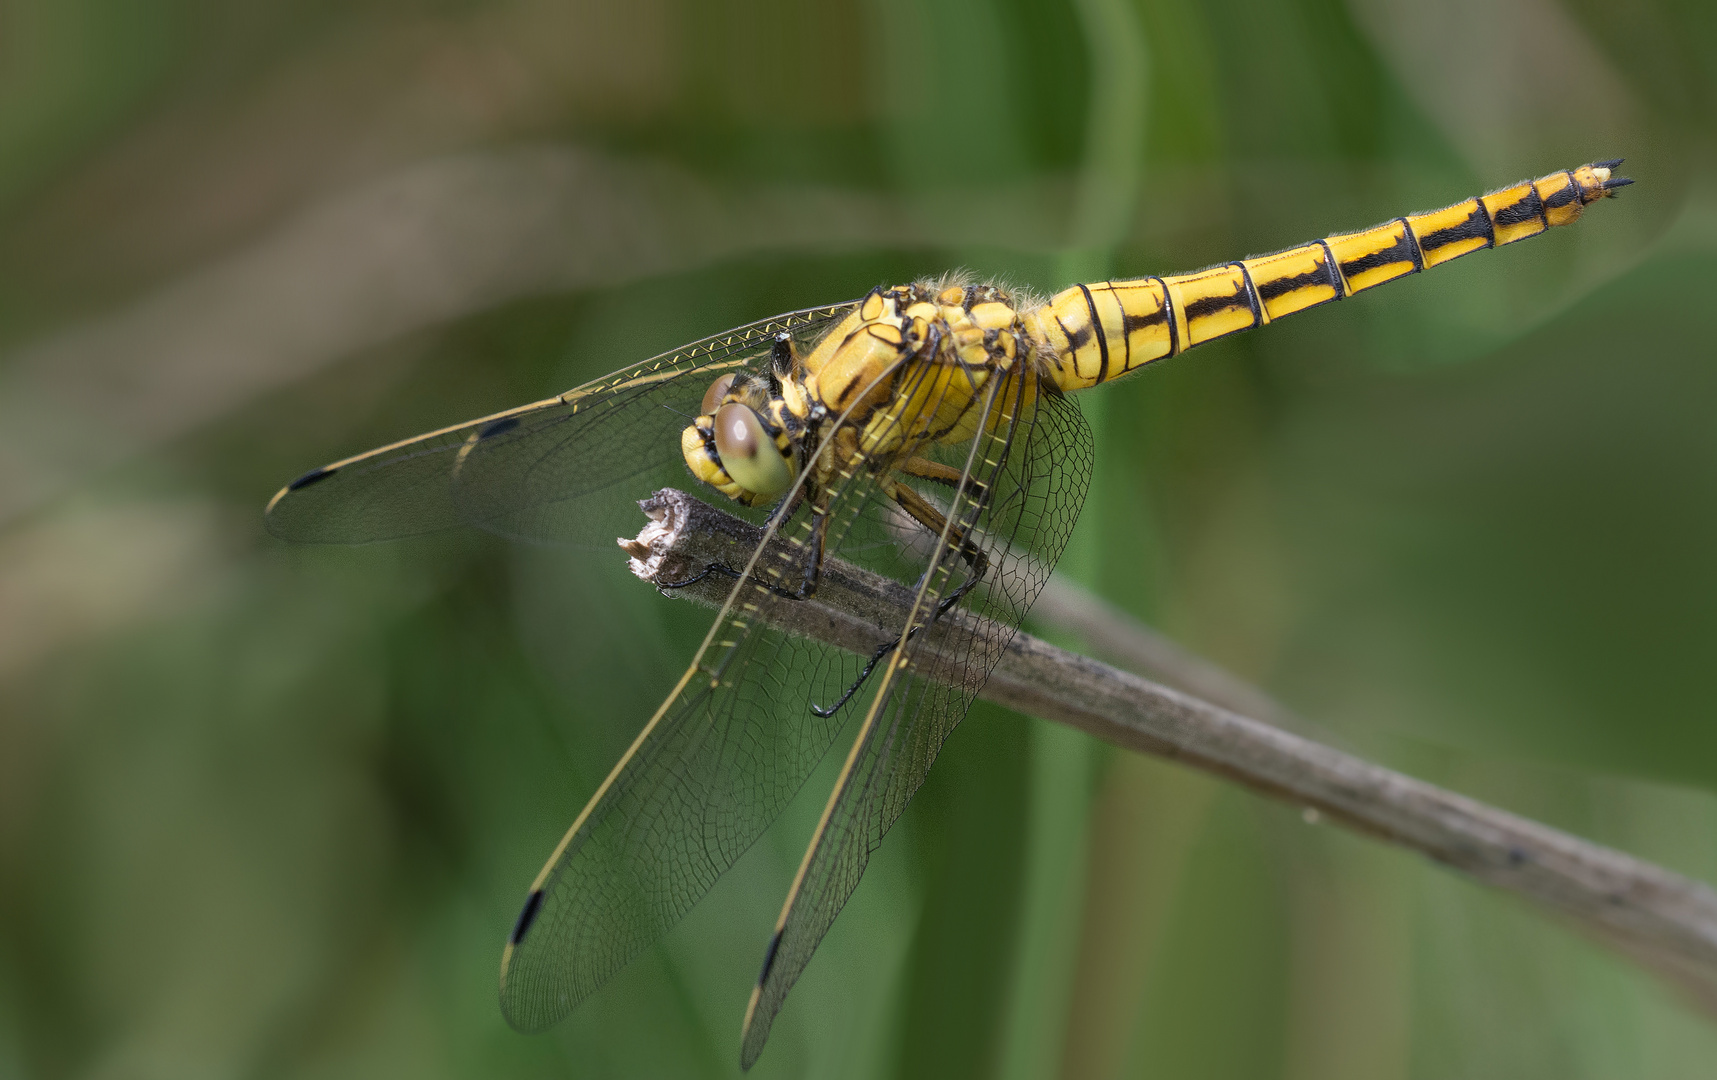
[1339,228,1422,280]
[1256,266,1332,303]
[1494,186,1547,228]
[1415,204,1494,256]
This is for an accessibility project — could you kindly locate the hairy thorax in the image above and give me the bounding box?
[683,279,1049,509]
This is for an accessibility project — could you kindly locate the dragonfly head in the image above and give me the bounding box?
[683,371,798,506]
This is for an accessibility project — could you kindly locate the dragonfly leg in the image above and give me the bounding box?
[885,477,989,616]
[761,502,827,600]
[897,455,969,491]
[811,634,896,718]
[809,479,987,718]
[656,501,827,602]
[796,506,828,598]
[655,559,825,602]
[764,487,806,529]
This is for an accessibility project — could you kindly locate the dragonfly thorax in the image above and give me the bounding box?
[681,279,1040,508]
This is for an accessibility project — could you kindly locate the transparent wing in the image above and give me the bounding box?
[739,375,1094,1068]
[496,575,867,1031]
[495,345,1077,1034]
[263,302,857,545]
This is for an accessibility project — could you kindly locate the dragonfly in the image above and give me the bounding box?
[266,160,1630,1067]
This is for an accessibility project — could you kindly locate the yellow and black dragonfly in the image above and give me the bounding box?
[266,161,1629,1067]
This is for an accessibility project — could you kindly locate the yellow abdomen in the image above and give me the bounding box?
[1030,161,1631,391]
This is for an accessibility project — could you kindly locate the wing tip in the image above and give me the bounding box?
[735,926,786,1069]
[264,465,339,535]
[739,983,767,1071]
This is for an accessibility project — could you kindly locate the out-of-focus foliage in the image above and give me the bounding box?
[3,0,1716,1077]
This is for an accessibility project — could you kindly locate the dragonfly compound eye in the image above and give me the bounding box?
[701,373,737,417]
[713,403,792,497]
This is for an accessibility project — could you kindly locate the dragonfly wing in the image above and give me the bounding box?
[497,344,975,1030]
[738,378,1094,1067]
[263,302,856,545]
[498,601,861,1031]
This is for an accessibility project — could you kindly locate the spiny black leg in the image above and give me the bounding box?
[935,545,988,616]
[765,489,805,528]
[795,509,827,599]
[770,331,796,379]
[811,636,897,718]
[810,528,984,718]
[888,479,990,617]
[656,561,807,601]
[658,506,826,602]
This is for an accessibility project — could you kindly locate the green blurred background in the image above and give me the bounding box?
[3,0,1716,1076]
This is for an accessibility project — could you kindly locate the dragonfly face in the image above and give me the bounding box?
[682,360,806,506]
[262,161,1628,1069]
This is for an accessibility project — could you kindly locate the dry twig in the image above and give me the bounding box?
[621,487,1717,1014]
